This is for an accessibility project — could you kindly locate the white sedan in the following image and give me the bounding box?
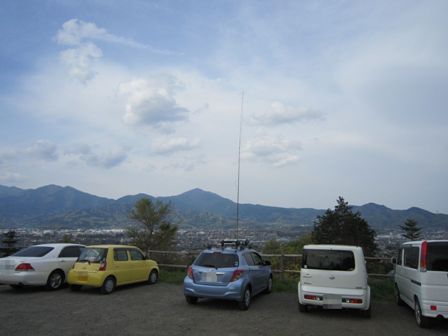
[0,243,84,290]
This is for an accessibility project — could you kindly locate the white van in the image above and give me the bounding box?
[394,240,448,328]
[298,244,371,317]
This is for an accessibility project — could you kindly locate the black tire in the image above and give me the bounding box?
[395,285,405,306]
[415,299,431,328]
[360,304,371,318]
[46,270,65,290]
[298,301,308,313]
[263,276,273,294]
[100,276,116,295]
[148,270,158,285]
[185,295,198,305]
[70,285,82,292]
[238,287,251,311]
[10,284,22,290]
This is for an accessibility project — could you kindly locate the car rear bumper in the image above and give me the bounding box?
[422,300,448,319]
[67,270,105,288]
[298,282,370,310]
[183,277,244,301]
[0,272,48,286]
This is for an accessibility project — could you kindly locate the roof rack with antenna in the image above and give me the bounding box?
[220,239,250,250]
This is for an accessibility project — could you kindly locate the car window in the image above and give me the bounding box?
[59,246,82,258]
[397,248,403,266]
[251,252,263,266]
[302,249,355,271]
[403,246,419,269]
[128,248,144,261]
[114,249,129,262]
[13,246,54,257]
[78,248,108,263]
[244,253,255,266]
[427,242,448,272]
[195,252,239,268]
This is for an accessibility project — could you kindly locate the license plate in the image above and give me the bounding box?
[324,295,341,308]
[203,271,217,282]
[78,273,88,281]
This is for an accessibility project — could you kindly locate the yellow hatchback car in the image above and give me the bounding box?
[67,245,159,294]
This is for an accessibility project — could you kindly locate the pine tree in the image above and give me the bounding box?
[126,198,177,256]
[400,218,422,240]
[2,230,18,256]
[312,197,377,256]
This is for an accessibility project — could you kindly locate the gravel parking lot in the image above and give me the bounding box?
[0,282,446,336]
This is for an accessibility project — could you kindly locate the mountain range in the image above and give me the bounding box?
[0,184,447,232]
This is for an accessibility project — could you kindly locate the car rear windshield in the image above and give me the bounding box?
[13,246,54,257]
[302,249,355,271]
[195,252,239,268]
[78,248,108,263]
[427,242,448,272]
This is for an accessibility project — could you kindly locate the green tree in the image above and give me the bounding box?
[126,198,177,255]
[2,230,19,256]
[400,218,422,240]
[312,197,377,256]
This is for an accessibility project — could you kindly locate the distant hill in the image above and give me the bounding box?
[0,184,447,232]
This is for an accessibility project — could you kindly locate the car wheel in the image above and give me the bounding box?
[394,285,405,306]
[415,299,431,328]
[264,276,273,294]
[100,276,116,295]
[46,270,64,290]
[10,284,22,290]
[185,295,198,305]
[70,285,82,292]
[298,301,308,313]
[238,287,251,311]
[360,304,371,318]
[148,270,158,285]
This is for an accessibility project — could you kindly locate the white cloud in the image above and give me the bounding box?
[59,42,103,83]
[242,135,301,167]
[0,171,23,184]
[252,101,324,125]
[25,140,59,161]
[151,137,200,155]
[65,144,128,169]
[119,77,189,128]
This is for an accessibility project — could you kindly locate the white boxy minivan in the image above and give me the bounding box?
[394,240,448,328]
[298,245,371,317]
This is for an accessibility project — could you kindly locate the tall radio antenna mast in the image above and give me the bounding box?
[236,91,244,241]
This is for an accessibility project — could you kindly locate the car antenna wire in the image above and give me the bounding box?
[236,91,244,241]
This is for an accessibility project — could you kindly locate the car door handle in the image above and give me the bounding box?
[329,275,335,280]
[302,274,312,278]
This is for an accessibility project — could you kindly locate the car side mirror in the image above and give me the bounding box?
[391,257,397,265]
[263,260,271,266]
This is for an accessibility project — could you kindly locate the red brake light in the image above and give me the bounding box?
[15,263,35,271]
[343,298,363,304]
[98,260,107,271]
[304,294,323,301]
[430,305,437,311]
[230,269,244,282]
[187,266,194,280]
[420,240,427,272]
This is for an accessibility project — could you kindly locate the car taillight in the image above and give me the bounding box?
[15,263,35,271]
[304,294,322,301]
[420,240,427,272]
[98,260,107,271]
[230,269,244,282]
[343,298,363,304]
[187,266,194,280]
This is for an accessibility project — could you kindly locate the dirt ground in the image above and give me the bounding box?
[0,282,446,336]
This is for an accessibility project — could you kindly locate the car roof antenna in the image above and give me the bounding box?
[236,91,244,242]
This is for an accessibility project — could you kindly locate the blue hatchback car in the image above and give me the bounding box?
[183,240,273,310]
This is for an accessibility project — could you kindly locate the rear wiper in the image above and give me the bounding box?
[201,264,217,269]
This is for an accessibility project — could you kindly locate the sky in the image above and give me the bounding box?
[0,0,447,213]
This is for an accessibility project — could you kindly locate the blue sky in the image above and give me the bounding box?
[1,0,447,213]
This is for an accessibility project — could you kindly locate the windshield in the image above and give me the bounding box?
[195,252,239,268]
[302,249,355,271]
[13,246,54,257]
[427,242,448,272]
[78,248,108,263]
